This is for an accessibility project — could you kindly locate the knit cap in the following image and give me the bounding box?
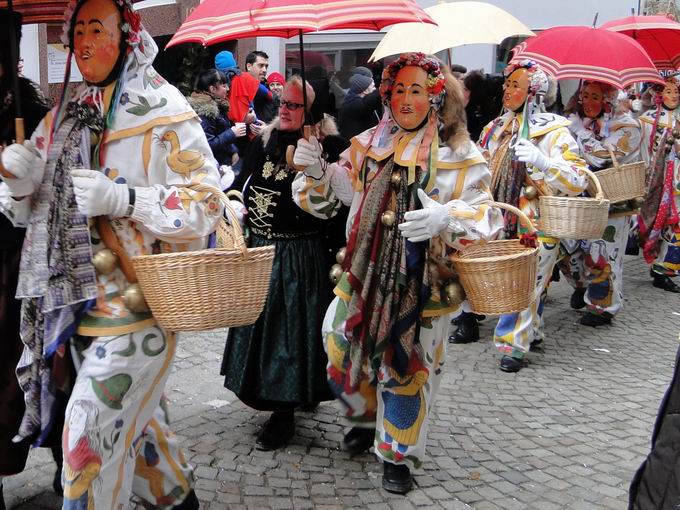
[349,74,373,94]
[352,66,372,78]
[215,51,237,72]
[267,72,285,86]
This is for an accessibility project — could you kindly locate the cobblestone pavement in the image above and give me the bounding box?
[5,255,680,509]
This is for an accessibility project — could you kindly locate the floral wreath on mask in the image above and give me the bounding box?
[503,59,549,100]
[60,0,143,48]
[379,52,446,111]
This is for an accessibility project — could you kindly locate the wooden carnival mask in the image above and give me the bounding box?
[661,80,680,110]
[580,82,606,119]
[73,0,122,85]
[390,66,431,131]
[502,68,530,112]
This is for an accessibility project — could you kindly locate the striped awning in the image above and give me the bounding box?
[511,26,664,89]
[0,0,69,24]
[166,0,435,48]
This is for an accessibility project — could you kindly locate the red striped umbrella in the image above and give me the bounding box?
[0,0,67,24]
[166,0,435,48]
[511,26,664,89]
[600,15,680,71]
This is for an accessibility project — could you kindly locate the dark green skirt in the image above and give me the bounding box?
[221,233,334,411]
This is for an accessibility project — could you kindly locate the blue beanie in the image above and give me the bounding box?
[215,51,237,72]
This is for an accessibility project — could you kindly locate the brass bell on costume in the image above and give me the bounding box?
[444,281,465,306]
[92,248,118,275]
[673,130,680,139]
[381,210,396,227]
[390,172,403,188]
[336,247,347,265]
[122,283,150,313]
[329,264,344,285]
[524,186,538,200]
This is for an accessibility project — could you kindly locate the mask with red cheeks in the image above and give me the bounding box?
[390,66,431,131]
[502,68,530,112]
[662,80,680,110]
[73,0,122,85]
[580,82,605,119]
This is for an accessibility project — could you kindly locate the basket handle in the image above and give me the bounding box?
[490,201,537,234]
[582,167,605,201]
[606,145,621,170]
[180,183,248,258]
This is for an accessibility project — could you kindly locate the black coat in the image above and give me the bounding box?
[630,344,680,509]
[187,92,239,166]
[337,89,382,141]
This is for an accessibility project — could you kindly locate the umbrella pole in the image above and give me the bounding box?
[7,0,25,143]
[298,29,311,127]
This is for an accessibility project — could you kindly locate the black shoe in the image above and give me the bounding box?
[51,446,63,496]
[570,289,587,310]
[580,312,612,327]
[343,426,375,454]
[256,410,294,451]
[449,313,479,344]
[298,401,319,412]
[382,463,413,494]
[172,489,200,510]
[529,338,543,351]
[499,355,525,373]
[653,273,680,293]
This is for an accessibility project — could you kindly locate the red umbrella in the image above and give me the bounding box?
[0,0,69,24]
[511,26,664,89]
[166,0,435,47]
[600,15,680,71]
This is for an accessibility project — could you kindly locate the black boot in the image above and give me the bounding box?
[652,273,680,293]
[499,355,525,373]
[51,446,63,496]
[343,426,375,454]
[449,312,479,344]
[172,489,200,510]
[382,463,413,494]
[570,288,586,310]
[580,312,612,327]
[256,410,294,451]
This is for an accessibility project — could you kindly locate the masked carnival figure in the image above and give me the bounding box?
[291,53,503,494]
[638,74,680,292]
[557,80,641,326]
[0,0,223,507]
[463,60,588,372]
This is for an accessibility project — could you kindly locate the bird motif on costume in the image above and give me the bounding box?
[159,130,206,174]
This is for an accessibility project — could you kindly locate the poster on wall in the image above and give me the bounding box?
[47,44,83,84]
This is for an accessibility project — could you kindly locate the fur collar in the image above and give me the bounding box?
[261,114,340,146]
[187,92,228,120]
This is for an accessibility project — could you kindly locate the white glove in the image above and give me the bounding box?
[398,189,450,242]
[219,164,235,190]
[71,169,130,217]
[294,136,324,178]
[514,138,552,172]
[228,199,246,226]
[0,141,45,197]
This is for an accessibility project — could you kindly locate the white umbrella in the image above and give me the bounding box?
[369,0,534,62]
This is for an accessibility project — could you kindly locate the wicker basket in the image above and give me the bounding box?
[538,168,610,240]
[586,148,645,203]
[452,202,539,315]
[132,184,274,331]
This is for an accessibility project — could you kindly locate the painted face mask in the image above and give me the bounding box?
[662,80,680,110]
[390,66,431,131]
[73,0,122,85]
[502,68,530,112]
[581,82,605,119]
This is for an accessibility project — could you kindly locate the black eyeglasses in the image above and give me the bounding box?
[280,100,305,110]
